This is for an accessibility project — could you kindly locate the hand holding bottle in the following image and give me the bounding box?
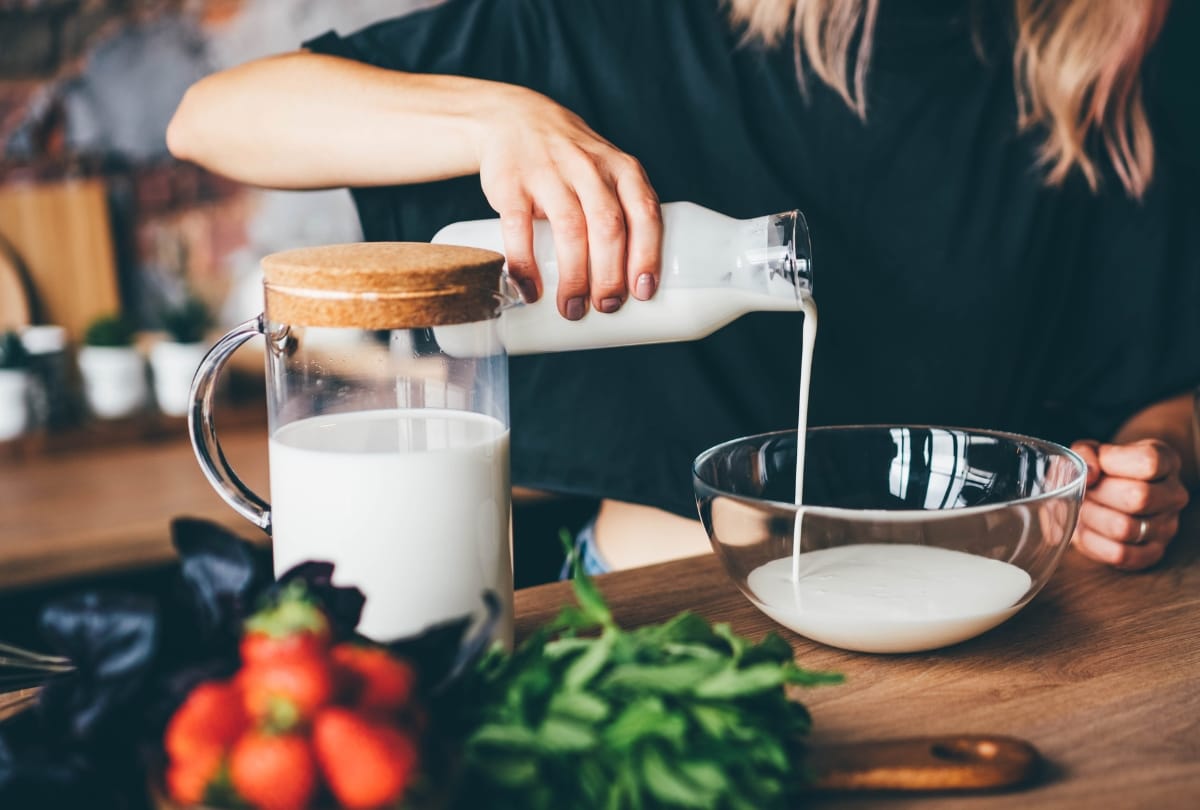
[474,87,663,319]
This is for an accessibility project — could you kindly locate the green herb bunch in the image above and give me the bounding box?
[161,295,211,344]
[453,542,843,810]
[0,332,29,369]
[84,314,135,347]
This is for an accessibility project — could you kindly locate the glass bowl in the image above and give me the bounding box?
[693,426,1087,654]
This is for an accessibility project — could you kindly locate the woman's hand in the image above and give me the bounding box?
[476,88,662,319]
[1070,439,1191,570]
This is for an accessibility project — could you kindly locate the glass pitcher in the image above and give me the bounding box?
[189,243,514,645]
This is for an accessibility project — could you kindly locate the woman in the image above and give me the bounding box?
[168,0,1198,573]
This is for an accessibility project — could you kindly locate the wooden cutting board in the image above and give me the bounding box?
[0,236,32,332]
[0,178,121,341]
[807,734,1040,792]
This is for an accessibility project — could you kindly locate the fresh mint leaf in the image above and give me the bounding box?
[603,697,686,750]
[713,622,748,660]
[689,703,735,738]
[601,659,724,695]
[694,662,787,699]
[474,754,539,788]
[744,632,795,664]
[549,690,610,723]
[635,611,715,645]
[678,759,729,795]
[538,716,598,752]
[544,636,593,658]
[641,745,712,808]
[469,723,540,752]
[784,663,846,687]
[561,528,613,628]
[563,631,616,690]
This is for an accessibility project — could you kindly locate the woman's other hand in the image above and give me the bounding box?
[476,88,662,319]
[1070,439,1190,570]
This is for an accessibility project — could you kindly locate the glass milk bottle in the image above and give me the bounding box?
[432,201,812,354]
[190,243,514,646]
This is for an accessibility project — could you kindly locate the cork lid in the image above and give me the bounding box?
[261,242,506,329]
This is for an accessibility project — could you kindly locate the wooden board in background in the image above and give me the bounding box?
[0,237,32,332]
[0,178,121,341]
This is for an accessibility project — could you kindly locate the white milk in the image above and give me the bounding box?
[748,544,1032,653]
[499,287,800,354]
[269,408,512,644]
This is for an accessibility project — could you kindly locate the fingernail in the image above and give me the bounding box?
[598,297,622,314]
[635,273,656,300]
[516,278,538,302]
[565,297,586,321]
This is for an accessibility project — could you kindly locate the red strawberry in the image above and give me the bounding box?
[331,644,417,713]
[241,586,331,668]
[165,744,224,806]
[313,708,418,809]
[241,631,328,668]
[229,731,317,810]
[165,680,247,762]
[242,656,334,729]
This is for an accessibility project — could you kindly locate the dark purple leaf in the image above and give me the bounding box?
[171,517,268,647]
[385,591,500,695]
[36,592,158,744]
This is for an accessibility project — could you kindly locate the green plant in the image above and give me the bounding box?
[84,314,136,347]
[452,535,844,809]
[161,296,211,344]
[0,331,29,369]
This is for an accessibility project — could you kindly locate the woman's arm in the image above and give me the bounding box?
[167,52,500,189]
[1071,390,1196,570]
[167,51,662,317]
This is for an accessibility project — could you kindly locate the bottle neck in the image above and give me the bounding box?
[735,210,812,302]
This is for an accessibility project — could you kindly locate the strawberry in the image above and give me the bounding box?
[165,744,224,806]
[241,631,328,668]
[331,644,417,714]
[313,708,419,809]
[229,731,317,810]
[242,656,334,729]
[165,680,247,762]
[241,584,331,668]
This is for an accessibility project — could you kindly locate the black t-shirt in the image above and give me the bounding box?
[305,0,1200,518]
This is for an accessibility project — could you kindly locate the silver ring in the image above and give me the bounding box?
[1135,518,1150,544]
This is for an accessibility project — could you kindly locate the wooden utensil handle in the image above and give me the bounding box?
[808,735,1040,792]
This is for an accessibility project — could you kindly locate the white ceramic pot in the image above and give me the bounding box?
[0,369,29,441]
[78,345,148,419]
[149,341,208,417]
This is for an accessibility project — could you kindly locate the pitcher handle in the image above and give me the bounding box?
[188,315,272,533]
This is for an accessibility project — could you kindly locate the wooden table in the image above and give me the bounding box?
[0,428,272,590]
[515,511,1200,809]
[0,420,567,591]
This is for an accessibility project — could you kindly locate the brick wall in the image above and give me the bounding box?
[0,0,433,329]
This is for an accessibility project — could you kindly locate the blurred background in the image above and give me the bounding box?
[0,0,442,337]
[0,1,589,618]
[0,0,595,609]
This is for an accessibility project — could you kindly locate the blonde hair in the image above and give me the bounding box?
[728,0,1169,198]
